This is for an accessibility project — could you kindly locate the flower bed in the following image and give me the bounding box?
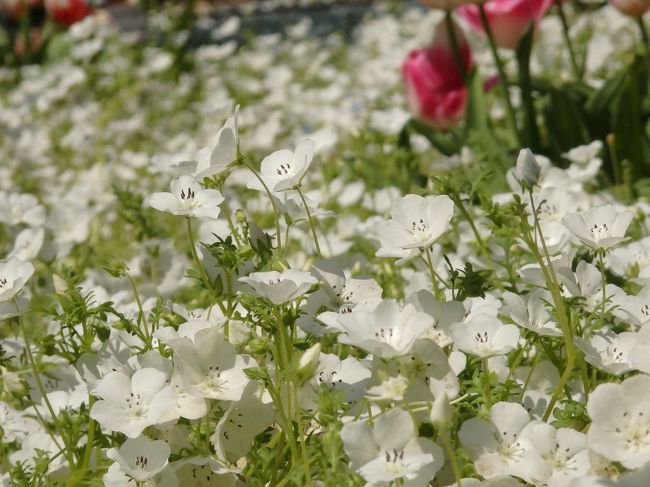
[2,1,650,486]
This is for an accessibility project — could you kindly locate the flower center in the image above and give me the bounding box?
[275,162,293,177]
[382,449,409,475]
[590,223,610,241]
[410,219,431,241]
[126,393,147,418]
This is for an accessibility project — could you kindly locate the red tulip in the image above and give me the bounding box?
[611,0,650,16]
[45,0,92,26]
[458,0,555,49]
[402,18,473,130]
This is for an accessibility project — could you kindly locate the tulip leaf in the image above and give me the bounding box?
[516,24,540,151]
[543,87,590,155]
[407,119,462,157]
[585,65,628,115]
[464,67,489,134]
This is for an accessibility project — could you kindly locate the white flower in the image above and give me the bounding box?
[510,148,541,188]
[576,330,638,375]
[238,269,317,305]
[301,353,371,406]
[311,261,383,314]
[526,423,590,487]
[501,289,562,337]
[562,204,634,251]
[195,105,239,179]
[335,300,433,358]
[0,257,34,303]
[587,374,650,468]
[341,408,443,486]
[0,191,46,227]
[449,314,520,358]
[247,139,315,192]
[169,326,250,402]
[148,175,224,218]
[210,384,276,462]
[407,290,465,347]
[106,436,170,482]
[90,368,179,438]
[459,401,548,483]
[376,194,454,262]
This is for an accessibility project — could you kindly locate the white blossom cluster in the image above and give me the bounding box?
[1,2,650,487]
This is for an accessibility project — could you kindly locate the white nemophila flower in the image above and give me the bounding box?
[526,423,590,487]
[336,299,433,358]
[210,384,276,462]
[459,401,548,483]
[195,105,239,179]
[247,139,315,192]
[612,285,650,328]
[376,194,454,262]
[301,353,371,407]
[311,261,383,314]
[562,204,634,251]
[564,140,603,183]
[501,289,561,337]
[514,360,560,419]
[9,227,44,262]
[0,191,46,227]
[0,401,39,442]
[9,432,67,478]
[168,326,250,402]
[148,175,224,218]
[407,290,465,347]
[402,338,460,401]
[529,187,584,254]
[106,436,170,482]
[340,407,444,486]
[607,236,650,285]
[627,327,650,373]
[0,257,34,303]
[173,457,240,486]
[449,314,520,358]
[238,269,317,305]
[587,373,650,468]
[576,329,638,375]
[90,368,179,438]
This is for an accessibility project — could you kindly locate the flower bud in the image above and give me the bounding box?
[458,0,555,50]
[514,148,541,188]
[402,17,473,130]
[430,392,453,425]
[298,343,321,380]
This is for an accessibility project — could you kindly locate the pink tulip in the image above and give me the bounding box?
[458,0,555,49]
[402,19,473,130]
[611,0,650,16]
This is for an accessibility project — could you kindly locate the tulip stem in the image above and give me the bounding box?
[444,10,467,81]
[478,4,521,145]
[555,0,582,80]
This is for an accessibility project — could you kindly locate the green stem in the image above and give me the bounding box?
[555,0,582,80]
[15,301,75,467]
[424,248,443,300]
[126,273,149,345]
[519,196,576,421]
[240,159,283,254]
[478,4,520,144]
[440,428,462,487]
[295,186,322,257]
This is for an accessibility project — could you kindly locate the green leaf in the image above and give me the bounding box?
[464,67,489,134]
[585,65,628,114]
[516,24,540,151]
